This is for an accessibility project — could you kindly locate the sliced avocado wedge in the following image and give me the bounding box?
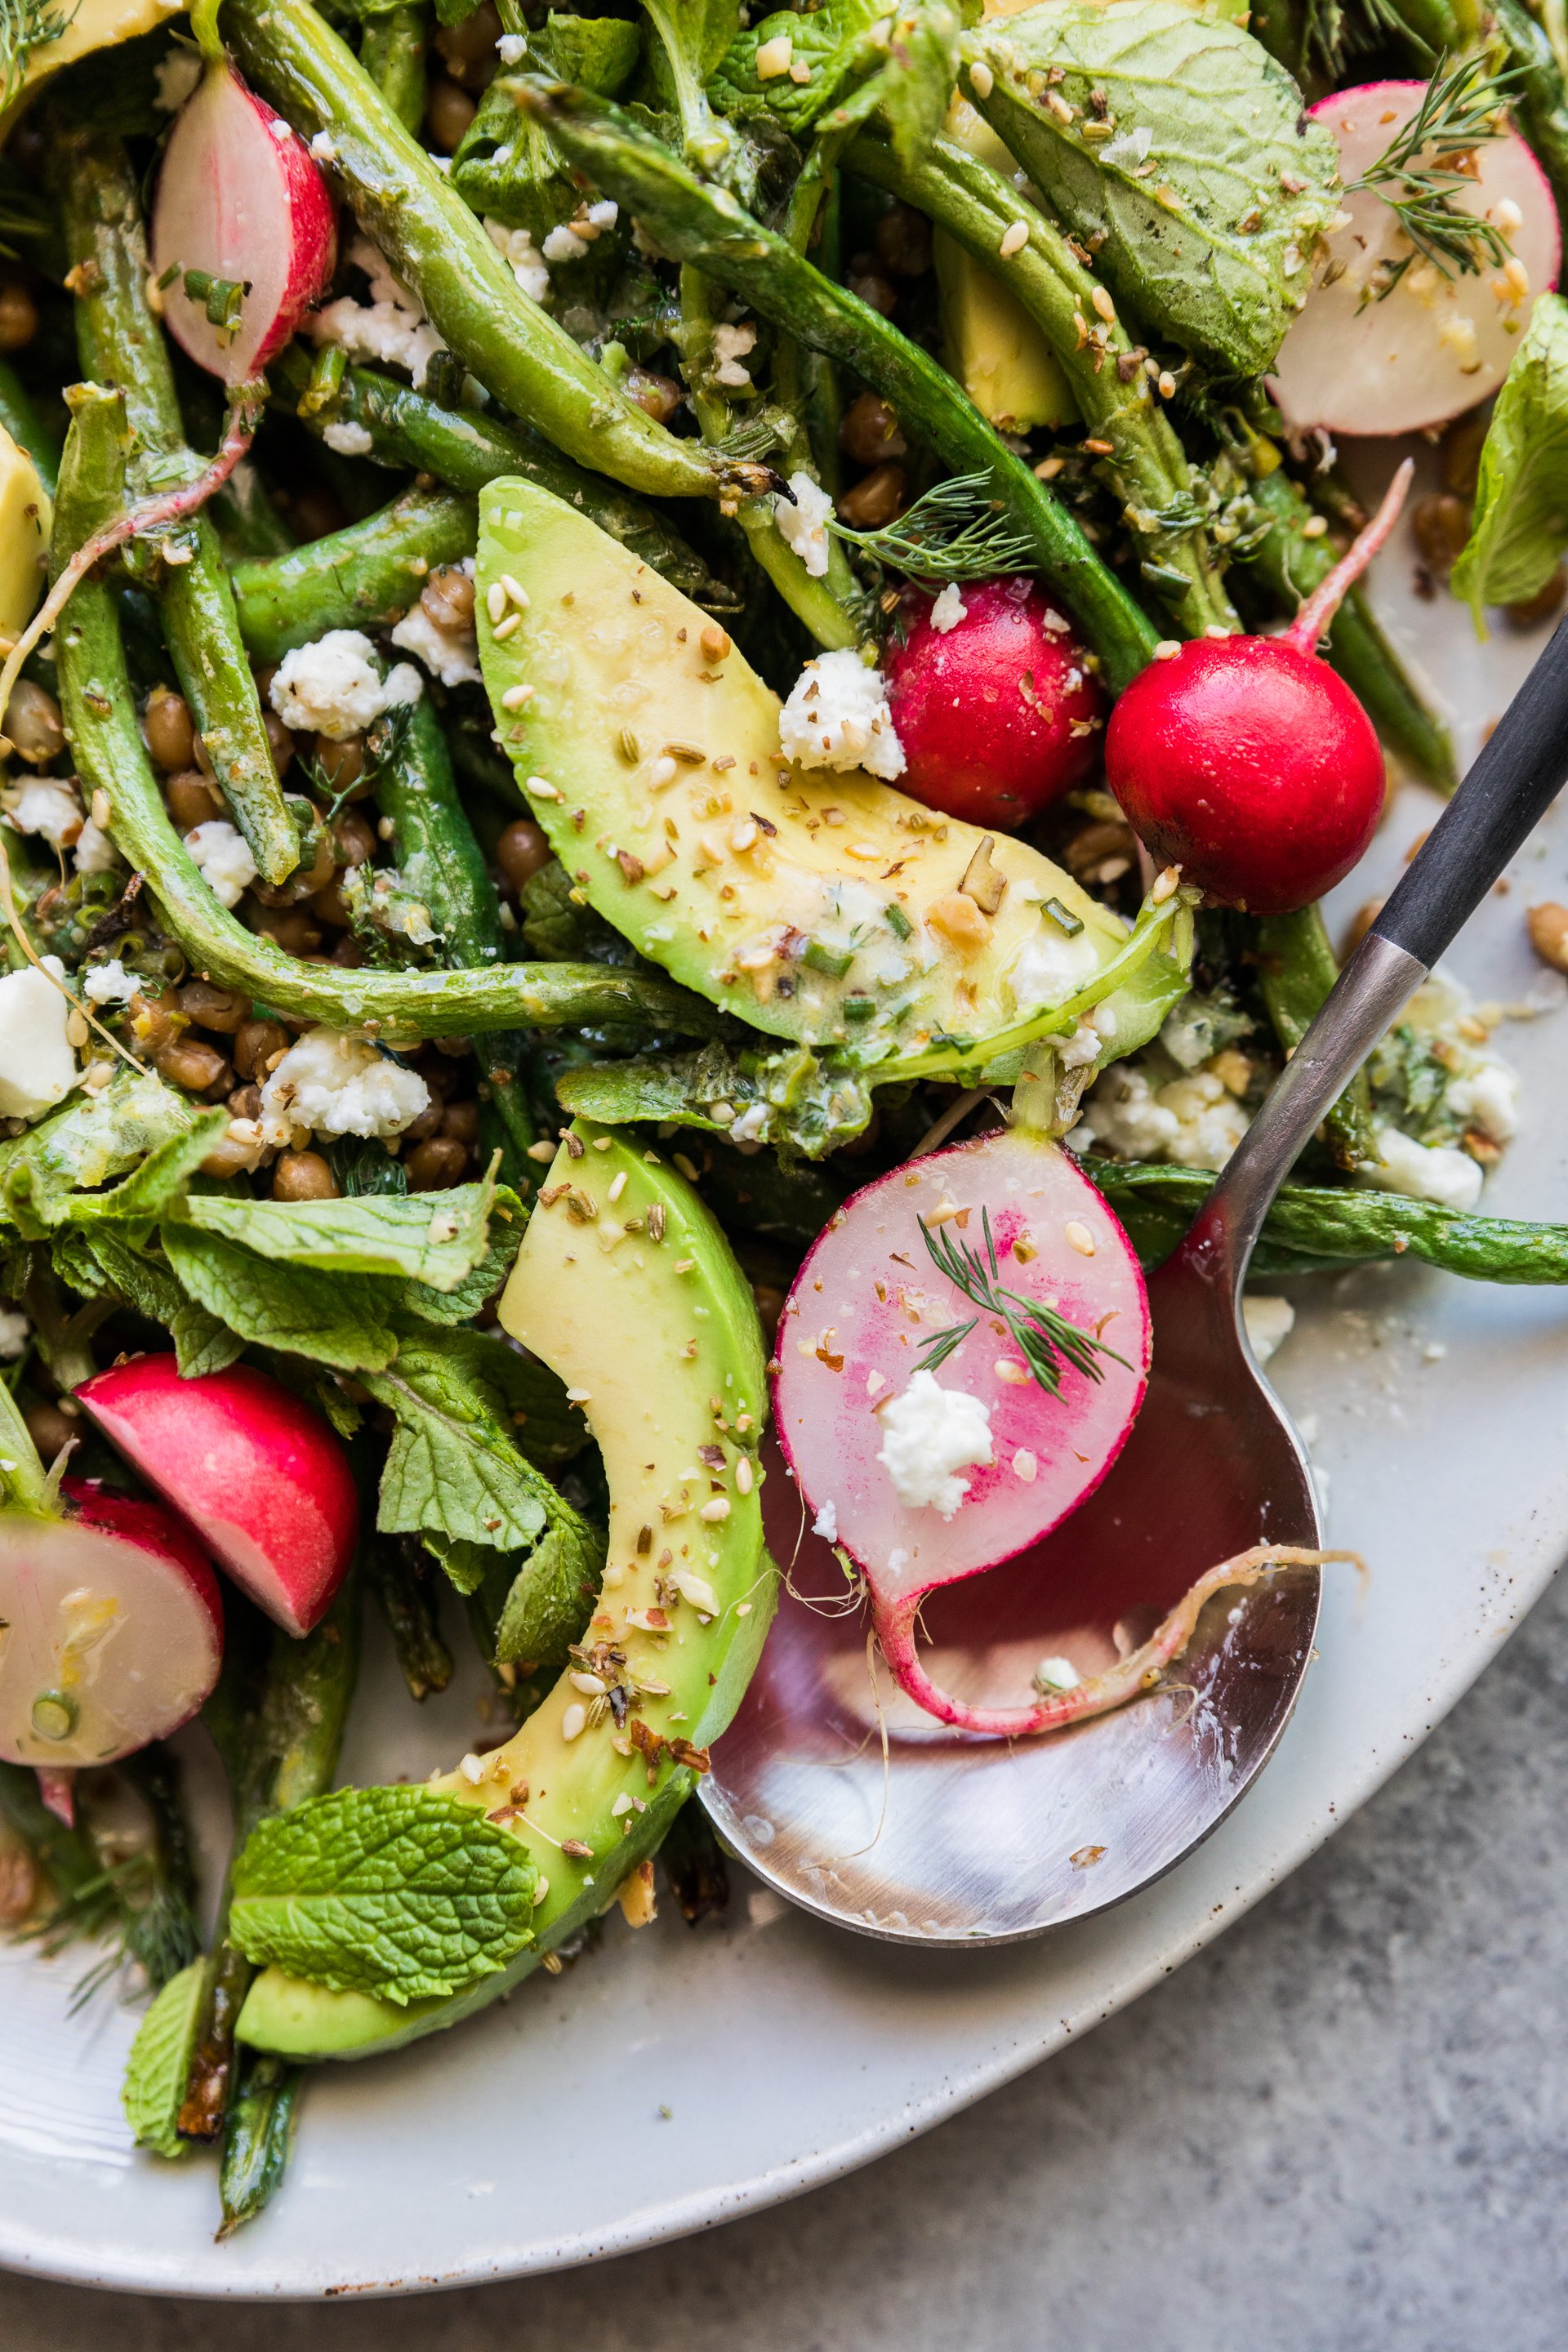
[933,99,1076,434]
[0,424,49,640]
[475,481,1132,1071]
[235,1123,775,2061]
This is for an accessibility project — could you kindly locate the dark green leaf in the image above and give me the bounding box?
[1453,291,1568,616]
[161,1225,399,1372]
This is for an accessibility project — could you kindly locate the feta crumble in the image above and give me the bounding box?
[929,583,968,633]
[390,597,482,688]
[1069,1063,1250,1171]
[876,1370,994,1518]
[312,235,448,391]
[0,1307,29,1360]
[811,1498,839,1544]
[73,818,118,875]
[1365,1124,1484,1214]
[82,958,140,1008]
[779,648,906,782]
[486,219,550,303]
[0,957,76,1120]
[710,321,756,387]
[153,48,202,112]
[1242,1295,1295,1365]
[6,776,81,849]
[259,1027,431,1144]
[322,420,375,457]
[542,224,589,264]
[773,470,835,578]
[185,820,257,909]
[1004,923,1103,1013]
[728,1102,768,1143]
[497,31,526,62]
[269,629,422,741]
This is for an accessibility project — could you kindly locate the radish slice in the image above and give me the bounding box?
[0,1481,223,1769]
[150,64,338,386]
[78,1357,358,1640]
[773,1129,1150,1732]
[1271,80,1560,437]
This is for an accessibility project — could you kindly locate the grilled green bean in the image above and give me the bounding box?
[1254,904,1374,1168]
[233,488,477,662]
[359,2,429,135]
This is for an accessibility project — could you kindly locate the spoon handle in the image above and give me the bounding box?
[1187,612,1568,1294]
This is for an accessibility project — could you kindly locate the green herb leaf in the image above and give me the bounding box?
[917,1205,1130,1395]
[710,0,894,132]
[229,1786,537,2004]
[0,1070,199,1237]
[64,1110,229,1231]
[52,1227,243,1378]
[492,1517,608,1673]
[121,1959,206,2161]
[363,1325,554,1558]
[1350,56,1518,300]
[178,1175,514,1293]
[161,1225,399,1373]
[1452,291,1568,618]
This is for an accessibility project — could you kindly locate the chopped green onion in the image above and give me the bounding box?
[1045,897,1085,938]
[804,940,854,978]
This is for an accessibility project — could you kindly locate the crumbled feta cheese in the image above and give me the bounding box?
[0,1307,28,1360]
[929,583,968,633]
[73,817,118,875]
[773,470,835,578]
[542,224,590,264]
[1058,1021,1102,1071]
[322,420,375,457]
[728,1102,768,1143]
[586,199,617,231]
[153,47,202,111]
[1068,1064,1249,1171]
[312,235,448,390]
[497,31,526,62]
[710,321,756,387]
[185,820,257,909]
[270,629,422,741]
[81,958,139,1007]
[1446,1059,1519,1143]
[1033,1655,1080,1693]
[6,776,81,849]
[259,1027,431,1143]
[390,597,481,688]
[779,648,906,782]
[811,1499,839,1543]
[0,957,76,1120]
[310,130,337,164]
[1004,924,1103,1012]
[876,1370,993,1518]
[484,217,550,304]
[1242,1295,1295,1365]
[1365,1124,1484,1214]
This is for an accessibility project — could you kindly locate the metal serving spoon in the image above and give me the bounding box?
[703,617,1568,1944]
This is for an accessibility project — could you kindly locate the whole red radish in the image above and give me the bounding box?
[1105,464,1412,915]
[0,1479,223,1769]
[773,1123,1151,1735]
[1272,79,1560,439]
[151,64,337,387]
[882,578,1107,828]
[78,1357,357,1639]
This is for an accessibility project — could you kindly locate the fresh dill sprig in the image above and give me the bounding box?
[1351,56,1522,301]
[830,470,1034,586]
[916,1206,1131,1399]
[0,0,74,115]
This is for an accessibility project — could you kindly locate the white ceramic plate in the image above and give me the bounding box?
[3,454,1566,2299]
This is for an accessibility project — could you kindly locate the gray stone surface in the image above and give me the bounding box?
[5,1568,1566,2352]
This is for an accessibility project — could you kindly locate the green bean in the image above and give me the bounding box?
[233,488,476,662]
[848,122,1240,639]
[0,360,60,495]
[1254,904,1374,1169]
[219,2053,301,2238]
[270,344,733,609]
[222,0,725,502]
[366,1530,454,1702]
[528,82,1164,692]
[359,2,429,136]
[55,385,728,1046]
[1236,466,1458,794]
[46,127,301,888]
[1087,1156,1568,1283]
[1491,0,1568,247]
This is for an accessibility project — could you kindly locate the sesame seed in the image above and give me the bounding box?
[561,1703,587,1741]
[1091,286,1116,323]
[969,58,993,96]
[527,775,563,800]
[1301,514,1328,538]
[565,1385,592,1402]
[999,220,1029,258]
[501,683,534,710]
[995,1358,1031,1384]
[492,611,522,641]
[1151,864,1181,902]
[1064,1218,1096,1256]
[608,1169,627,1201]
[533,1879,549,1904]
[700,1497,731,1522]
[734,1457,754,1494]
[486,581,507,626]
[1152,640,1181,662]
[501,572,529,609]
[459,1753,484,1783]
[1013,1450,1039,1482]
[676,1568,719,1613]
[569,1670,607,1695]
[1156,370,1177,399]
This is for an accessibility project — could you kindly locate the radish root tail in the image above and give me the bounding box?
[1281,459,1414,658]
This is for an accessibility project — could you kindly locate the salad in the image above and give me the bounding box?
[2,0,1567,2241]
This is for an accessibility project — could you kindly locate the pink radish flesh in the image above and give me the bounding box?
[773,1128,1150,1732]
[150,64,337,385]
[1271,80,1560,437]
[77,1356,358,1639]
[1106,463,1411,914]
[0,1481,223,1768]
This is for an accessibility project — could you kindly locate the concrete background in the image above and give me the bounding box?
[4,1566,1565,2352]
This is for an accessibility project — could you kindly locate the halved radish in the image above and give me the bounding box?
[773,1126,1150,1732]
[0,1480,223,1769]
[78,1357,358,1640]
[1271,79,1560,437]
[150,63,338,386]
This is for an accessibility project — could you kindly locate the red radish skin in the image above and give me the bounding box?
[0,1480,223,1769]
[882,579,1107,827]
[1272,81,1561,439]
[78,1357,358,1639]
[1106,462,1413,915]
[773,1128,1150,1733]
[151,65,337,387]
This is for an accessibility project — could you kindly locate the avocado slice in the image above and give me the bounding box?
[235,1123,775,2060]
[0,425,49,641]
[476,480,1132,1069]
[933,102,1077,434]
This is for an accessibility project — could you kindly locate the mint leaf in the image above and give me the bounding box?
[362,1323,555,1557]
[65,1111,229,1230]
[162,1225,399,1373]
[121,1958,205,2159]
[492,1517,608,1673]
[0,1070,199,1237]
[180,1176,518,1293]
[53,1227,243,1378]
[229,1786,537,2003]
[1454,292,1568,619]
[710,0,892,131]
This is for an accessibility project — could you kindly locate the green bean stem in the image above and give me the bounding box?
[47,127,300,886]
[848,122,1240,639]
[1254,903,1374,1169]
[366,1530,454,1702]
[233,488,476,662]
[359,2,429,136]
[222,0,729,502]
[54,385,727,1046]
[527,82,1163,691]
